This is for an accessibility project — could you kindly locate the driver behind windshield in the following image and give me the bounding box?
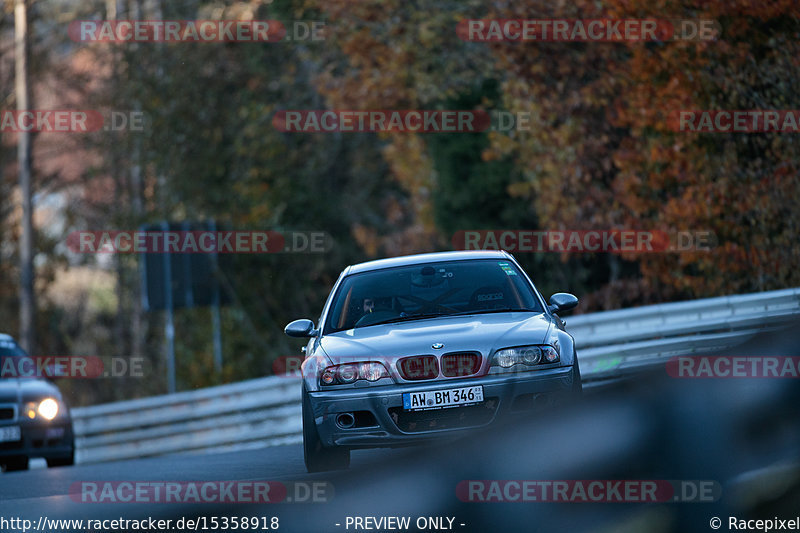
[362,297,375,316]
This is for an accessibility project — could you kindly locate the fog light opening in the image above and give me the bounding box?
[336,412,355,429]
[533,394,550,408]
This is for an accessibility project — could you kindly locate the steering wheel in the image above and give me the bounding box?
[354,310,401,327]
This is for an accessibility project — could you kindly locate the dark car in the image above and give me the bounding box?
[0,333,75,471]
[285,250,581,472]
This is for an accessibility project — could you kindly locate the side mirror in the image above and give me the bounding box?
[284,319,317,338]
[548,293,579,314]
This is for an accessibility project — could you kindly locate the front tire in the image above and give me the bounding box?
[302,388,350,473]
[47,451,75,468]
[3,456,29,472]
[572,355,583,396]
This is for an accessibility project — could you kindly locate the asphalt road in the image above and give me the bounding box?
[2,359,798,533]
[0,436,634,533]
[0,445,404,526]
[0,404,655,533]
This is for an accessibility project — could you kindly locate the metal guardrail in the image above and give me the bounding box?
[72,287,800,464]
[568,287,800,379]
[73,377,302,464]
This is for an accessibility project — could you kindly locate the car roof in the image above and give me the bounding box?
[0,333,13,341]
[346,250,513,275]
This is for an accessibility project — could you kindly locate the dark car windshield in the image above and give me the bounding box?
[324,259,544,333]
[0,338,30,379]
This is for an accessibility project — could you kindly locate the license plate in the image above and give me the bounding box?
[46,427,65,439]
[403,385,484,411]
[0,426,21,443]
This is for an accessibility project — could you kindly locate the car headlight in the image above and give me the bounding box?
[358,362,387,381]
[494,351,516,368]
[491,345,559,371]
[321,361,389,386]
[521,347,542,365]
[337,364,358,384]
[35,398,59,420]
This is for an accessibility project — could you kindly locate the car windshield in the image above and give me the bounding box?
[0,338,30,379]
[324,259,544,333]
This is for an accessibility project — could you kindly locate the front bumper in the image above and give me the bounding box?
[0,418,74,460]
[308,365,575,448]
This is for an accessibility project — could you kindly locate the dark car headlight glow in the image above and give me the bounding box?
[321,362,389,386]
[38,398,59,420]
[24,398,60,421]
[491,345,559,370]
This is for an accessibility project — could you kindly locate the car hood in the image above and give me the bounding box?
[320,312,553,364]
[0,378,63,404]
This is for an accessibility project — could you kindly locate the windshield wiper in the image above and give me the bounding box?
[356,308,538,328]
[447,308,538,316]
[357,312,452,328]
